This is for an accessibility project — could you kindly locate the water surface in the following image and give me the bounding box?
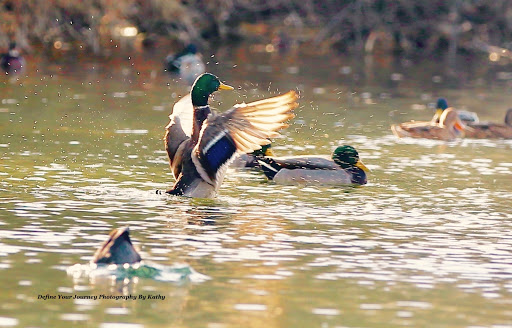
[1,47,512,327]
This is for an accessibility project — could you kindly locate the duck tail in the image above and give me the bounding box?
[256,157,282,180]
[92,227,142,265]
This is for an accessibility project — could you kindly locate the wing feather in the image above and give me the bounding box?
[169,94,193,137]
[194,90,298,182]
[165,94,194,175]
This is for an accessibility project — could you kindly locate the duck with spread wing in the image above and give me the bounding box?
[164,73,298,198]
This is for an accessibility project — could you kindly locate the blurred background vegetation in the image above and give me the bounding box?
[1,0,512,61]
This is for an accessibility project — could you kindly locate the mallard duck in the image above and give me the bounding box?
[257,145,369,185]
[0,42,24,75]
[431,98,479,124]
[464,109,512,139]
[431,98,448,123]
[164,73,298,198]
[165,44,205,85]
[92,227,141,265]
[391,98,464,137]
[230,143,274,168]
[391,108,466,140]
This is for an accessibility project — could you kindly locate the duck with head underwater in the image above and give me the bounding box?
[1,42,25,76]
[163,73,298,198]
[92,227,142,265]
[256,145,369,185]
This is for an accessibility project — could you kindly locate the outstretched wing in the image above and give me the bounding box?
[164,94,194,177]
[169,93,193,137]
[192,90,298,184]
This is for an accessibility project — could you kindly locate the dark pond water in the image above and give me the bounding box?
[1,45,512,327]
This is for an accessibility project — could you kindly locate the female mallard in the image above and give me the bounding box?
[0,42,24,75]
[256,145,369,185]
[165,44,205,85]
[464,109,512,139]
[391,108,466,140]
[164,73,298,198]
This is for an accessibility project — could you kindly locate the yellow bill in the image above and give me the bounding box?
[219,82,234,90]
[356,160,370,172]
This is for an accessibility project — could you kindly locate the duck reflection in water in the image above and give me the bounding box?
[185,206,229,226]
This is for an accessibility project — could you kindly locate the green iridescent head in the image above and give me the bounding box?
[252,143,273,157]
[332,145,369,172]
[191,73,233,106]
[436,98,448,111]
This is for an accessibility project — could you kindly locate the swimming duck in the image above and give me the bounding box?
[256,145,369,185]
[230,143,274,168]
[92,227,141,265]
[0,42,25,75]
[464,109,512,139]
[391,108,466,140]
[164,73,298,198]
[431,98,479,124]
[165,44,205,85]
[391,98,461,134]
